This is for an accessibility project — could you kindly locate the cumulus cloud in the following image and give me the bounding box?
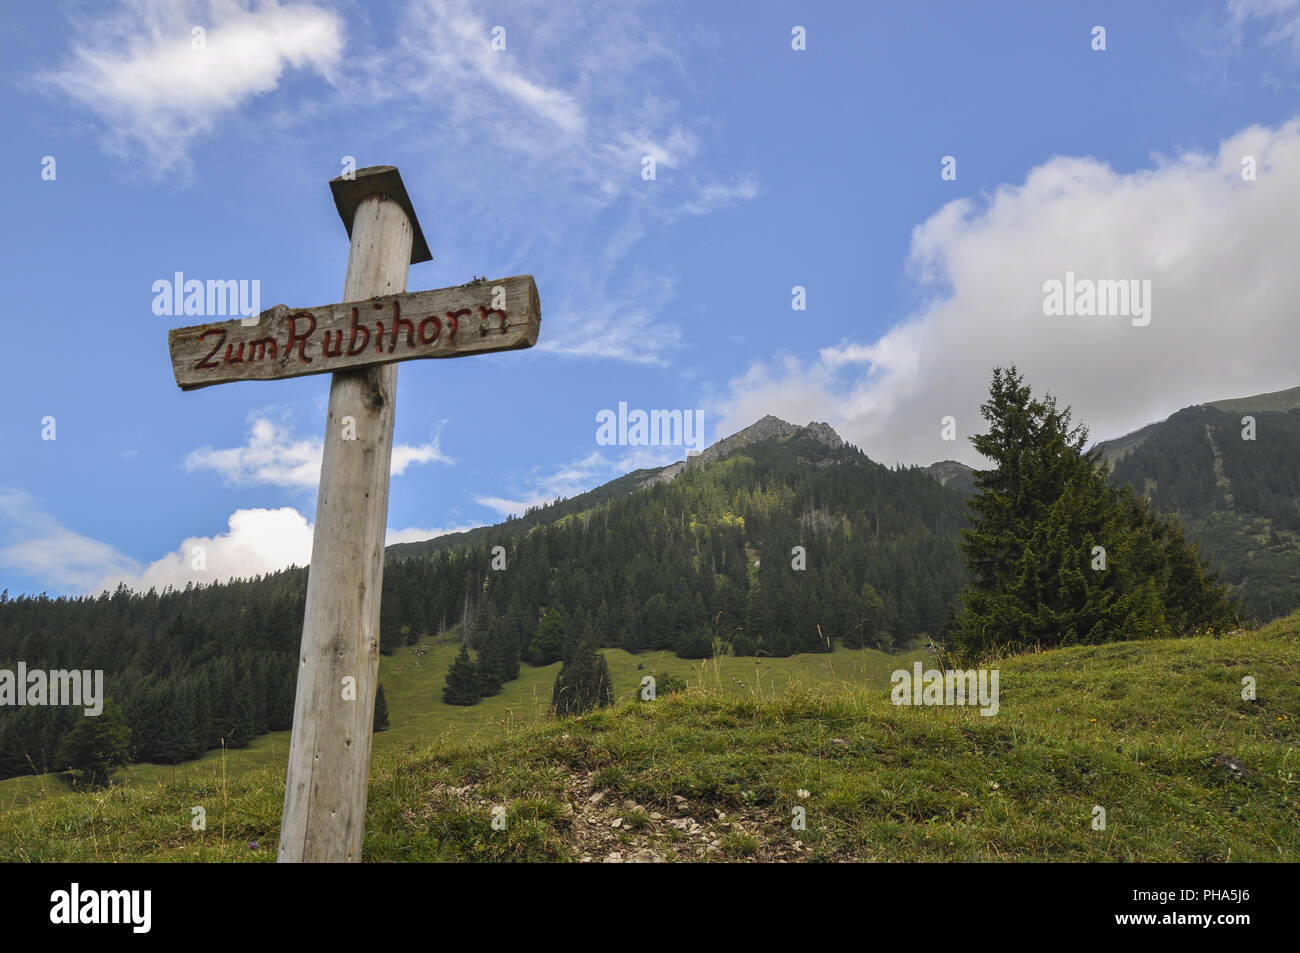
[0,496,478,597]
[93,506,313,593]
[184,414,451,489]
[40,0,344,172]
[89,506,473,593]
[715,117,1300,468]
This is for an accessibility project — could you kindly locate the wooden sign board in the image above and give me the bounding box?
[168,274,540,390]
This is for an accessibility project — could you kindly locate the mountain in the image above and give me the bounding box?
[920,460,977,495]
[388,416,849,557]
[1100,395,1300,622]
[381,416,971,659]
[1094,383,1300,465]
[0,415,973,779]
[4,391,1294,782]
[912,385,1300,622]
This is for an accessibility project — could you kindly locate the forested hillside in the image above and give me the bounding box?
[0,421,969,780]
[917,390,1300,624]
[0,573,305,778]
[1106,405,1300,622]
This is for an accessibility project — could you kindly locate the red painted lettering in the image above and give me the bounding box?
[247,337,278,362]
[478,305,508,335]
[196,328,226,369]
[447,309,469,342]
[285,311,316,364]
[418,315,441,344]
[389,300,415,353]
[347,307,370,355]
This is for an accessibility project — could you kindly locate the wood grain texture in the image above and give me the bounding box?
[277,193,411,863]
[168,274,540,390]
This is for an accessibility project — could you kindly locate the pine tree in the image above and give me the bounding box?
[373,683,390,731]
[551,622,613,717]
[950,366,1235,661]
[442,644,482,706]
[55,699,132,788]
[528,608,566,665]
[674,624,714,659]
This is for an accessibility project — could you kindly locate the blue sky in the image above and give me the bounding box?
[3,0,1300,597]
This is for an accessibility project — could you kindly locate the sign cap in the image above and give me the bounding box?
[329,165,432,265]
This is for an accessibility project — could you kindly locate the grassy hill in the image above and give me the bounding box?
[1,612,1295,862]
[0,631,915,813]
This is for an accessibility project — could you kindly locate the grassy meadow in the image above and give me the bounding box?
[0,614,1295,862]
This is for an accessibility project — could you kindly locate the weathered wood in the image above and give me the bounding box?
[168,163,542,861]
[331,165,432,265]
[277,192,411,863]
[168,274,540,390]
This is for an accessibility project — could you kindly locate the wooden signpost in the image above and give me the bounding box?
[167,166,540,862]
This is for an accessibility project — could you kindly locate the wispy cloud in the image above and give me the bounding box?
[0,489,141,594]
[183,413,452,489]
[370,0,758,365]
[40,0,344,173]
[475,443,684,518]
[1230,0,1300,59]
[535,272,682,365]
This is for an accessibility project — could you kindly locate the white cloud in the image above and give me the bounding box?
[474,443,684,518]
[184,414,451,489]
[715,117,1300,467]
[94,506,313,594]
[677,173,762,217]
[0,489,142,594]
[385,523,480,545]
[90,506,471,593]
[41,0,343,172]
[1230,0,1300,59]
[371,0,755,367]
[535,271,683,365]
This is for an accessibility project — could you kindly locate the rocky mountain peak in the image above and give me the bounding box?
[641,416,846,487]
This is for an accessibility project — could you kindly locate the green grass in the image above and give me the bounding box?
[0,634,912,813]
[1,616,1296,862]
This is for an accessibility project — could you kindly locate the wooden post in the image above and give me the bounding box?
[278,180,416,863]
[165,165,539,861]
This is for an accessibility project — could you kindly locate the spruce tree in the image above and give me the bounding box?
[950,366,1235,661]
[55,699,132,788]
[442,644,482,706]
[528,608,566,665]
[551,621,613,717]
